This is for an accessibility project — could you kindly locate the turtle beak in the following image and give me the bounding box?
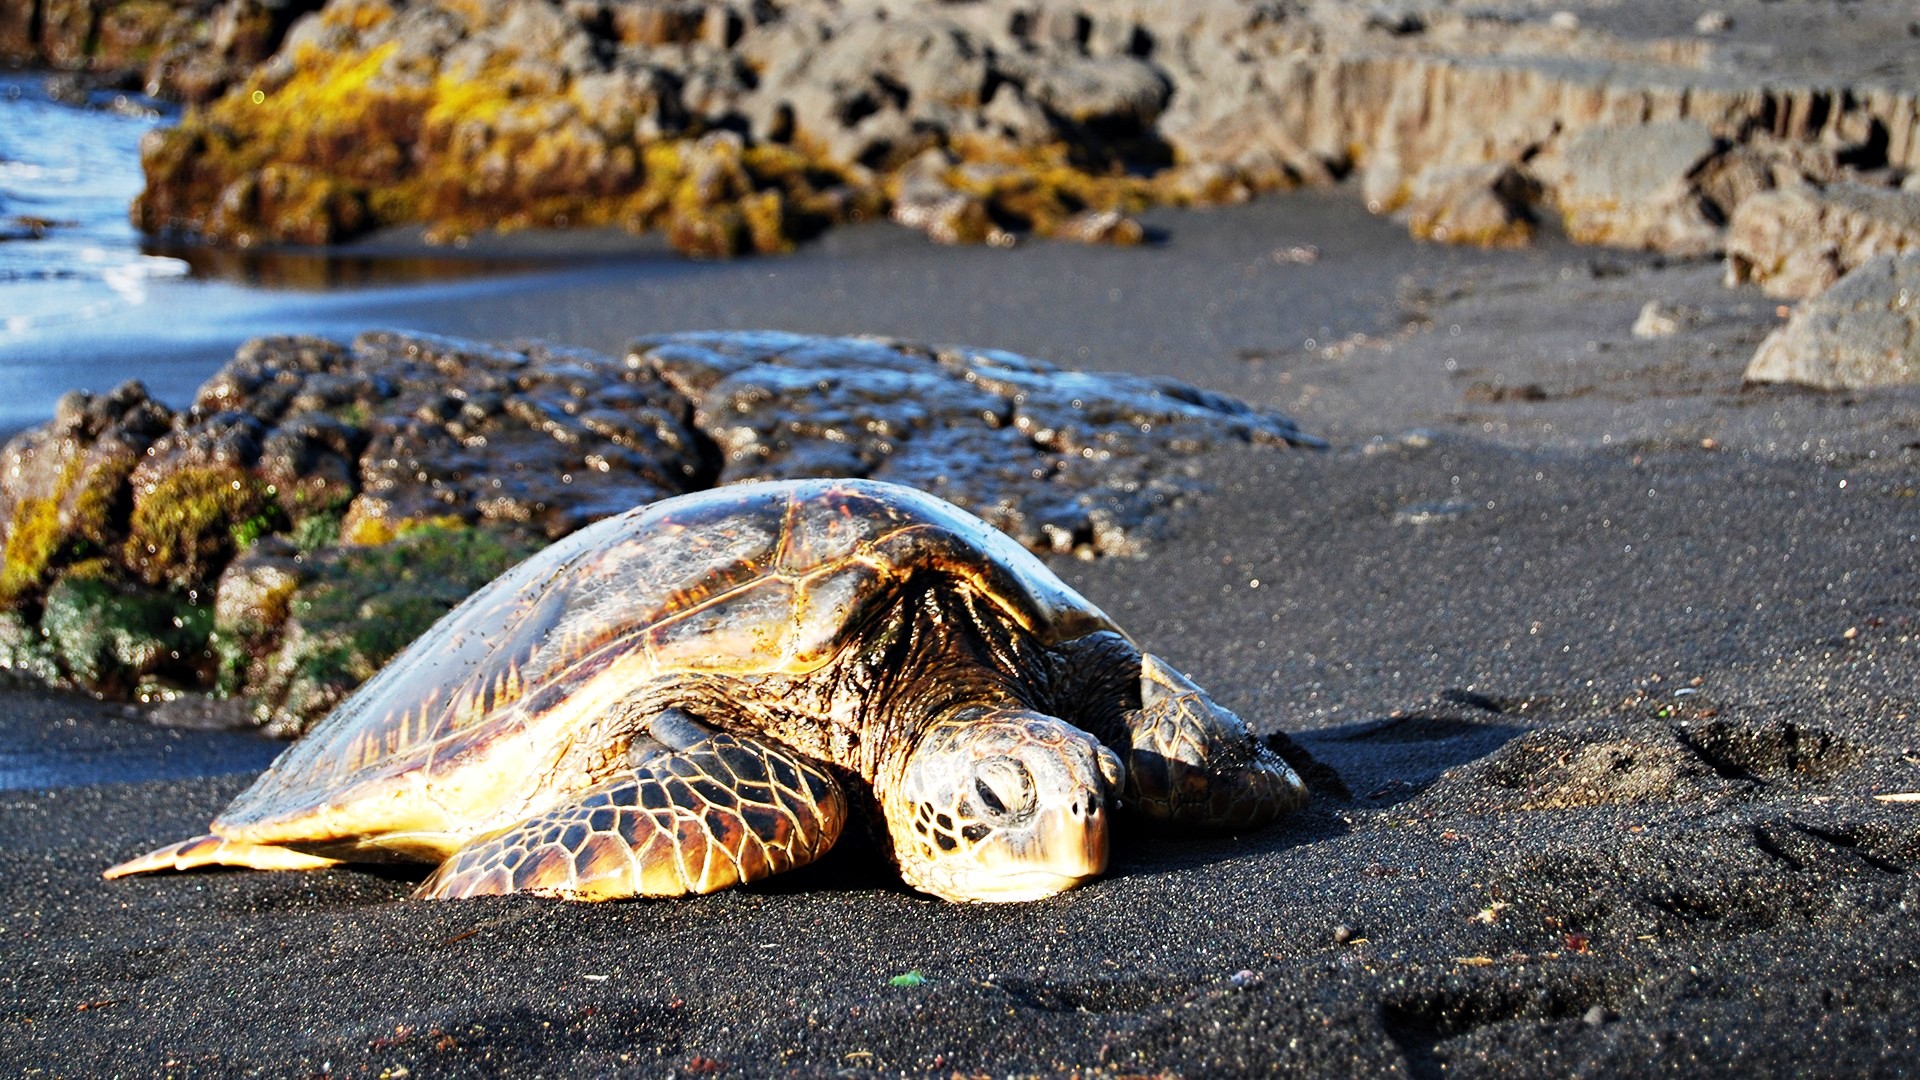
[1044,794,1110,879]
[990,747,1117,900]
[962,798,1110,903]
[889,713,1120,903]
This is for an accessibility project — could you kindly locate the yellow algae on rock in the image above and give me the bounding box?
[135,23,886,255]
[123,466,273,588]
[1,493,67,607]
[127,1,1186,254]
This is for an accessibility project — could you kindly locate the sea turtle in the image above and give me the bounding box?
[107,478,1305,903]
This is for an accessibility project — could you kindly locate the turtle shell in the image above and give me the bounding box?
[214,479,1120,850]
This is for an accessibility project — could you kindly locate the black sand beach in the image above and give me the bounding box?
[4,189,1919,1075]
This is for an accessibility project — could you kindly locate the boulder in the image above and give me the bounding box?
[1744,254,1920,389]
[1727,184,1920,300]
[1049,208,1145,246]
[1401,163,1536,248]
[1532,120,1722,255]
[998,52,1171,132]
[887,149,999,245]
[1631,300,1703,340]
[748,14,989,168]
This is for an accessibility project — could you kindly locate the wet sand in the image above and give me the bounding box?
[4,195,1920,1075]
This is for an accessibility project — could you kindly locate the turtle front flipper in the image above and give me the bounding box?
[103,834,341,879]
[1122,654,1308,830]
[416,718,847,901]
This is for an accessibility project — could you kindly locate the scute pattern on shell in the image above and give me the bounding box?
[214,479,1119,839]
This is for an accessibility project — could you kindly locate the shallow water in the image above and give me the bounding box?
[0,74,187,340]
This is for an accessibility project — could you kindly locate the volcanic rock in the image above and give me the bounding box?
[1727,184,1920,300]
[1531,120,1722,255]
[1745,254,1920,389]
[1400,163,1536,248]
[117,0,1920,256]
[0,0,326,102]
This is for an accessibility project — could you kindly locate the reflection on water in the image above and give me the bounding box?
[147,239,558,291]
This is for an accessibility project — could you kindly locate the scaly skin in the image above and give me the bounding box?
[877,709,1123,903]
[1040,631,1309,831]
[1120,655,1308,830]
[418,725,847,901]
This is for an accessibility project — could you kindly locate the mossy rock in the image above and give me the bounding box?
[0,437,139,608]
[133,29,878,255]
[210,537,312,696]
[92,0,184,69]
[294,522,544,664]
[38,575,215,695]
[251,522,543,733]
[0,609,64,688]
[0,490,68,608]
[123,465,277,588]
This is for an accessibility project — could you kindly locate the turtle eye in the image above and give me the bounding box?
[974,758,1035,819]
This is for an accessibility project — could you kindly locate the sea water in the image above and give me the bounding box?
[0,74,189,340]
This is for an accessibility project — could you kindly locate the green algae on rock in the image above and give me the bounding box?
[38,572,215,697]
[0,330,1316,732]
[224,524,544,733]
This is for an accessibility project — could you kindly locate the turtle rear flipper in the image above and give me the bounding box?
[416,723,846,901]
[103,835,340,879]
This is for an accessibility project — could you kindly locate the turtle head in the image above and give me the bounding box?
[884,711,1123,903]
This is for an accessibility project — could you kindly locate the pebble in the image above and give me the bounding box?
[1695,11,1733,34]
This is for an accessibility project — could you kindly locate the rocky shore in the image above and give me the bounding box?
[36,0,1906,268]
